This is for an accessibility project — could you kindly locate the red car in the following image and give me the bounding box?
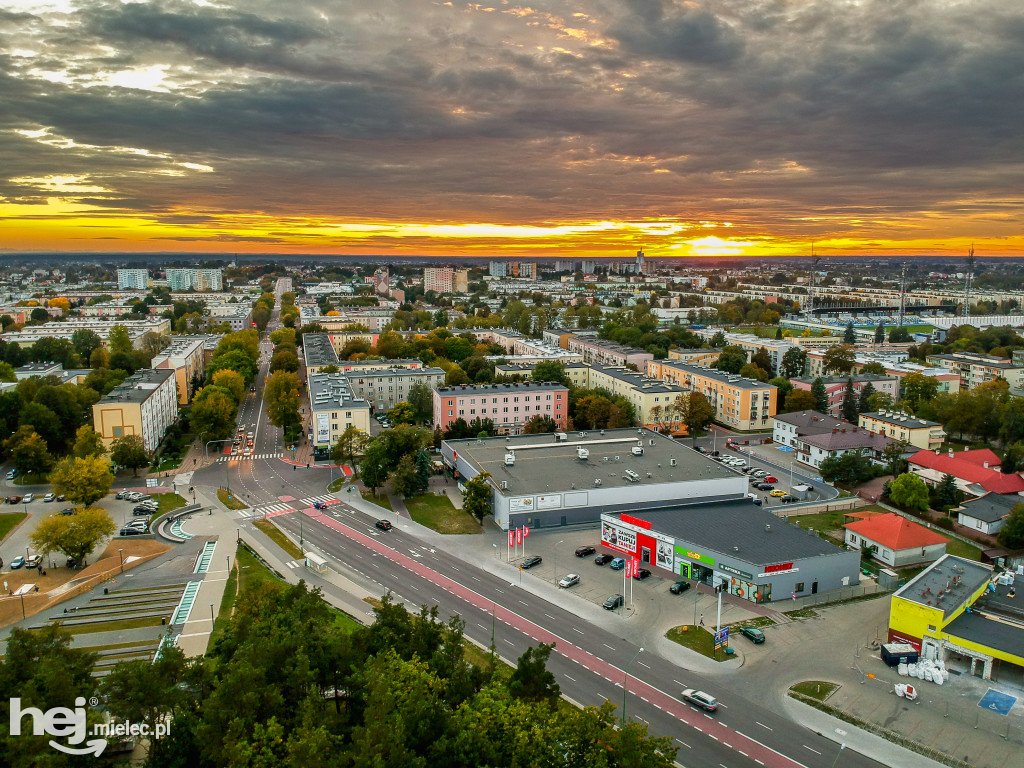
[764,476,778,483]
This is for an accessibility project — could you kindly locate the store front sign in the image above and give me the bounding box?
[758,567,799,578]
[675,545,714,567]
[764,562,794,573]
[602,520,636,553]
[718,563,753,580]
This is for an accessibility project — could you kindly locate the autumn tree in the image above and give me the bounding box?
[264,370,301,439]
[212,369,246,404]
[49,454,114,507]
[331,425,368,466]
[684,392,715,435]
[822,345,856,375]
[463,471,493,522]
[9,426,53,477]
[110,434,149,476]
[190,386,238,442]
[783,388,819,413]
[29,506,116,565]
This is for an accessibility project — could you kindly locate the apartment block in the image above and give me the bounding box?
[646,360,778,431]
[303,333,341,374]
[567,337,653,368]
[925,352,1024,390]
[344,366,445,414]
[790,373,899,418]
[165,268,223,291]
[433,381,568,435]
[1,317,170,348]
[692,329,794,375]
[117,268,149,290]
[308,372,372,459]
[424,267,469,294]
[494,362,591,389]
[667,347,723,367]
[151,336,207,404]
[859,410,946,450]
[92,368,178,452]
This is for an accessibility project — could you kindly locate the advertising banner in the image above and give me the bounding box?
[601,520,637,553]
[655,540,674,570]
[714,627,729,650]
[316,413,330,443]
[536,494,562,510]
[675,544,715,566]
[509,497,534,513]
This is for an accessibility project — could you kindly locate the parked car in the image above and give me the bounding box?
[633,568,652,580]
[594,554,613,566]
[739,626,766,644]
[25,554,41,568]
[752,470,767,478]
[781,495,798,503]
[43,492,56,502]
[669,580,691,594]
[681,688,718,712]
[119,526,144,536]
[22,493,34,503]
[521,556,543,569]
[375,519,392,531]
[115,490,128,499]
[60,508,75,515]
[558,574,580,588]
[756,483,774,491]
[769,489,787,498]
[603,594,625,610]
[10,555,25,569]
[574,545,596,558]
[133,507,152,516]
[609,557,626,570]
[6,495,22,504]
[764,475,778,483]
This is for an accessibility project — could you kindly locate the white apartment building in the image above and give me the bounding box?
[165,268,223,291]
[117,269,149,290]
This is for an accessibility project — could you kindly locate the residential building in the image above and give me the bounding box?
[584,365,687,425]
[542,326,599,349]
[567,337,653,368]
[772,410,893,469]
[117,268,149,290]
[858,411,946,450]
[0,317,170,348]
[495,362,591,389]
[843,513,948,568]
[925,352,1024,390]
[151,337,207,404]
[433,381,568,434]
[424,267,469,294]
[908,448,1024,496]
[92,368,178,452]
[373,267,390,295]
[14,362,63,380]
[165,268,223,291]
[344,366,445,414]
[956,493,1018,536]
[692,329,794,375]
[790,374,899,418]
[647,360,778,431]
[303,333,341,374]
[667,347,722,367]
[488,261,508,277]
[308,372,371,459]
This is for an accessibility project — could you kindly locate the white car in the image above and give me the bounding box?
[22,493,34,503]
[43,492,56,502]
[681,688,718,712]
[558,574,580,588]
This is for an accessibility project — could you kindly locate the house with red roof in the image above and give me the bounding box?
[908,448,1024,496]
[844,513,950,567]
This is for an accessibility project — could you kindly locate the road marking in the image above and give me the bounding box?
[471,576,480,581]
[503,639,514,646]
[544,613,555,620]
[674,679,686,687]
[803,746,821,755]
[476,624,487,631]
[756,722,772,730]
[602,643,614,650]
[638,661,650,669]
[572,628,585,634]
[518,600,528,606]
[564,675,575,682]
[674,739,690,749]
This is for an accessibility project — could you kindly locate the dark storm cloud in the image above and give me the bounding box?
[1,0,1023,245]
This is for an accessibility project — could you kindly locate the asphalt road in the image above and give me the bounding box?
[272,503,885,768]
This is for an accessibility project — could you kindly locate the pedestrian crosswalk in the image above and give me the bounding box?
[244,502,295,519]
[284,559,305,569]
[300,494,340,508]
[217,453,283,463]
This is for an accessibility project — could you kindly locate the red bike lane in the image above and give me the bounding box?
[303,509,805,768]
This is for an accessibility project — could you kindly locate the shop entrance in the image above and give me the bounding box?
[691,564,714,585]
[640,547,651,564]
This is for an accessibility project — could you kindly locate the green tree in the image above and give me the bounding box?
[523,414,558,434]
[932,473,963,512]
[997,503,1024,550]
[387,401,417,426]
[508,642,560,707]
[858,382,877,413]
[264,370,301,438]
[710,331,727,347]
[414,449,433,493]
[841,377,859,422]
[19,401,64,452]
[29,505,116,564]
[714,345,747,374]
[780,347,806,378]
[819,450,874,485]
[110,434,149,476]
[889,326,912,343]
[684,392,715,434]
[212,368,246,404]
[882,439,909,477]
[902,372,939,412]
[9,426,53,477]
[888,472,930,511]
[874,321,885,344]
[270,348,300,373]
[867,391,894,411]
[407,381,434,421]
[822,344,856,375]
[445,366,470,386]
[739,363,769,382]
[331,425,368,466]
[532,360,570,387]
[463,471,493,522]
[0,361,14,383]
[108,324,134,356]
[1001,442,1024,474]
[751,346,773,374]
[190,387,237,442]
[72,425,106,458]
[389,454,421,497]
[810,377,829,413]
[844,322,856,344]
[783,388,818,413]
[860,361,887,375]
[49,454,114,507]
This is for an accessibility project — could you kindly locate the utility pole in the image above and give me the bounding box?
[964,244,975,319]
[804,244,820,317]
[897,261,908,329]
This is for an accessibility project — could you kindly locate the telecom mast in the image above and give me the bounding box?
[897,261,908,328]
[963,244,975,319]
[804,243,820,316]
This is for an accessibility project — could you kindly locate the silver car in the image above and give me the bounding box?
[558,574,580,589]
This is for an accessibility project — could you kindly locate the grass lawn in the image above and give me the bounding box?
[406,494,482,535]
[0,512,28,541]
[361,491,393,511]
[52,616,168,634]
[665,625,733,662]
[790,681,839,701]
[328,477,347,492]
[79,639,159,653]
[218,488,249,510]
[725,616,776,632]
[156,493,187,514]
[944,537,982,561]
[253,519,303,559]
[788,509,851,532]
[14,473,48,486]
[786,607,819,619]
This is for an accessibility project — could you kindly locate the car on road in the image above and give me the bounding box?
[739,626,766,644]
[574,545,596,558]
[603,594,624,610]
[681,688,718,712]
[594,554,613,566]
[764,475,778,483]
[633,568,652,580]
[521,556,543,569]
[375,519,392,531]
[10,555,25,569]
[769,489,787,497]
[22,493,34,503]
[312,501,328,510]
[558,574,580,588]
[43,492,56,502]
[609,557,625,570]
[669,580,690,594]
[5,468,16,480]
[25,554,41,568]
[243,447,253,456]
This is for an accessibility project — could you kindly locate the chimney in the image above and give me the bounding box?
[948,449,954,458]
[935,449,940,455]
[984,461,989,469]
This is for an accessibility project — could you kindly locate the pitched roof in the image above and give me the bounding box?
[844,513,950,550]
[959,493,1020,524]
[772,410,846,435]
[908,449,1024,494]
[801,428,894,452]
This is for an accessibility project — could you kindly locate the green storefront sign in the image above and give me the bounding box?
[675,545,714,567]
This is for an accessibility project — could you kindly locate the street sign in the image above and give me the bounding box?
[714,627,729,650]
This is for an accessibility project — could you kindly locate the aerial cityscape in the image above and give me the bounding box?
[3,2,1024,768]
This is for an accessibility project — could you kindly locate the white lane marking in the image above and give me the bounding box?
[674,739,691,749]
[572,627,585,634]
[564,675,575,682]
[674,679,686,687]
[503,639,514,646]
[803,746,822,755]
[638,661,650,669]
[603,643,615,651]
[544,613,555,620]
[756,722,773,730]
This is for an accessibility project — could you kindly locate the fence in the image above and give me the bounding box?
[770,496,862,519]
[784,581,886,611]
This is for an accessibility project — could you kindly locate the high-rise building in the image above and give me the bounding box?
[166,268,223,291]
[580,260,596,273]
[424,267,469,293]
[373,267,390,295]
[555,260,576,272]
[636,249,646,275]
[117,269,149,290]
[489,261,507,277]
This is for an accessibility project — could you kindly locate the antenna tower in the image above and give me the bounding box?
[963,244,975,319]
[897,261,908,328]
[804,243,820,316]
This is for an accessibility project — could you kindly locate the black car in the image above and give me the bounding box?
[575,545,596,558]
[603,594,624,610]
[669,580,691,594]
[133,506,153,515]
[119,526,144,536]
[375,519,392,531]
[594,554,613,566]
[757,482,774,491]
[633,568,652,580]
[521,556,542,569]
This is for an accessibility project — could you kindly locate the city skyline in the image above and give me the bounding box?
[2,0,1023,258]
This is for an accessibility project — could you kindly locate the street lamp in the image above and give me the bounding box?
[622,647,644,725]
[830,744,845,768]
[118,548,124,574]
[210,602,215,626]
[554,539,564,584]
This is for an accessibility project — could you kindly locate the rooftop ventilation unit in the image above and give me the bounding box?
[623,469,640,482]
[577,447,590,461]
[594,478,602,487]
[500,480,508,490]
[632,446,644,456]
[649,439,655,446]
[602,456,609,463]
[670,458,677,467]
[614,455,620,462]
[504,451,515,466]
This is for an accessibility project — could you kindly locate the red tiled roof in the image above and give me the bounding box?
[844,513,949,550]
[908,449,1024,494]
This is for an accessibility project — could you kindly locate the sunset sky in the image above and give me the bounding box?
[2,0,1023,259]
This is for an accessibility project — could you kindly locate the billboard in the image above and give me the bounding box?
[601,520,636,554]
[655,539,674,570]
[536,494,562,510]
[316,413,330,443]
[509,497,534,513]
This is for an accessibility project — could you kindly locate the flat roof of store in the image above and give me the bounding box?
[944,610,1024,660]
[446,428,736,496]
[894,555,992,619]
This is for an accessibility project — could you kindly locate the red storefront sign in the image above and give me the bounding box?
[621,514,652,530]
[764,562,794,573]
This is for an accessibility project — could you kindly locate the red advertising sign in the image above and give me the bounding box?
[523,526,530,539]
[516,528,522,545]
[621,514,651,530]
[508,530,515,547]
[764,562,794,573]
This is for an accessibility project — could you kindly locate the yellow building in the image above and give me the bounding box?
[646,360,778,431]
[888,555,1023,679]
[92,369,178,452]
[667,347,722,367]
[151,337,206,405]
[858,410,946,450]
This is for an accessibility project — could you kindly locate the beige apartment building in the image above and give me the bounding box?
[92,369,178,452]
[667,347,722,367]
[859,410,946,450]
[647,360,778,431]
[151,336,206,404]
